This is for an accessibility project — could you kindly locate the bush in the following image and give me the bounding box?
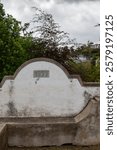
[66,60,100,82]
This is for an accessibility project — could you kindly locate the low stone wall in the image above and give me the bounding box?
[0,124,8,150]
[0,90,100,148]
[0,58,100,148]
[0,100,99,148]
[6,99,99,147]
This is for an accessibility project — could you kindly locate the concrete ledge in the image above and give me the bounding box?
[0,124,8,150]
[0,117,75,124]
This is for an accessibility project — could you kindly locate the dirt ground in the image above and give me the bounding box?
[8,145,100,150]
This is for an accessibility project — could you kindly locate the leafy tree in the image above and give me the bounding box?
[28,37,75,65]
[28,8,76,65]
[31,7,74,47]
[0,3,32,81]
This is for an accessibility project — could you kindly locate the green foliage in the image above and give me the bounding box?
[75,43,100,65]
[65,42,100,82]
[67,60,100,82]
[28,37,75,65]
[78,46,99,57]
[0,3,32,81]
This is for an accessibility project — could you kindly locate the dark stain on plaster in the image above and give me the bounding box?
[83,91,92,104]
[7,80,18,116]
[9,81,14,97]
[7,101,18,116]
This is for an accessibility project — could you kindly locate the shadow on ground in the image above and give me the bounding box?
[8,145,100,150]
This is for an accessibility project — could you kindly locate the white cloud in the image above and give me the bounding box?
[1,0,100,43]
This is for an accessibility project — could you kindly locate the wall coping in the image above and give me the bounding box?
[0,58,100,88]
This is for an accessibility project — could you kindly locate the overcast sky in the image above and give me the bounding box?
[1,0,100,44]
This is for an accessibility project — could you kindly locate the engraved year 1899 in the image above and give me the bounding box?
[105,15,113,73]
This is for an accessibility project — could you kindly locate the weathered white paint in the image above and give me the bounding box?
[0,59,99,117]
